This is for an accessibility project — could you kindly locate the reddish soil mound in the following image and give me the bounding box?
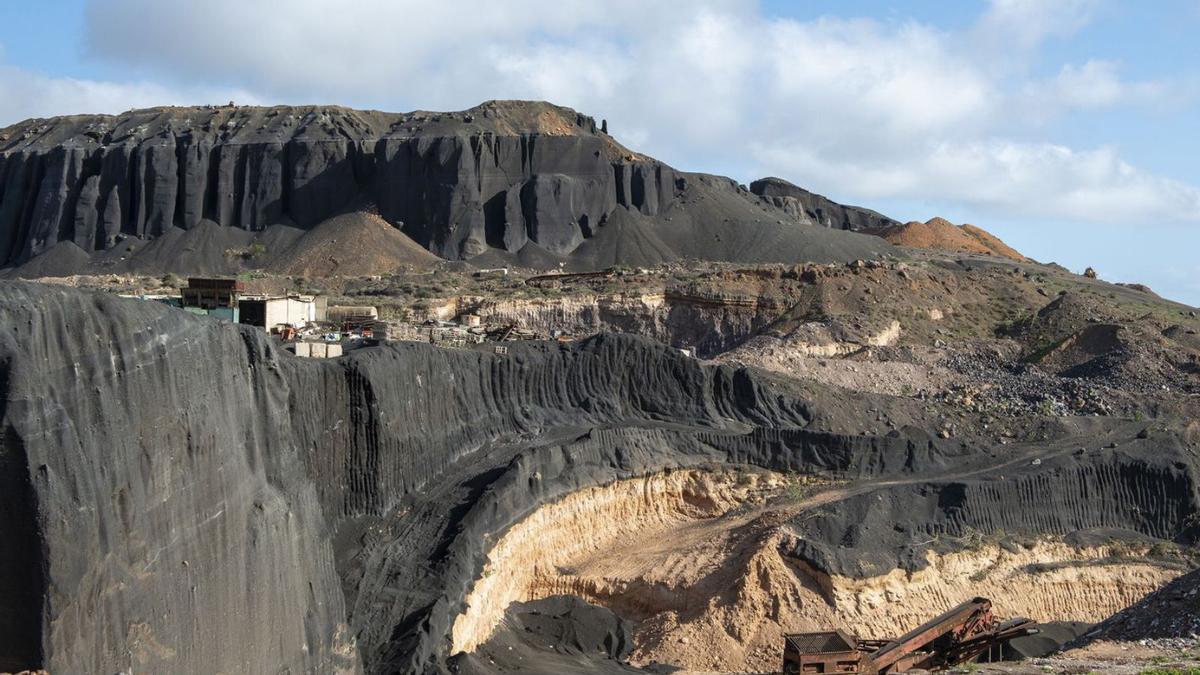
[865,217,1025,260]
[960,223,1024,260]
[269,210,441,277]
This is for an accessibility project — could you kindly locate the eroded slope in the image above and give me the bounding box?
[0,102,892,274]
[1,277,1197,675]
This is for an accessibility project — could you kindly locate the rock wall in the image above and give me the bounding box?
[4,281,1193,673]
[0,133,677,264]
[0,104,896,273]
[0,282,358,674]
[788,444,1200,578]
[750,177,899,231]
[447,469,1188,673]
[469,291,782,357]
[0,281,904,673]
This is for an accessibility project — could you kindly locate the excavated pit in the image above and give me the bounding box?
[453,469,1188,673]
[464,291,786,358]
[2,281,1197,674]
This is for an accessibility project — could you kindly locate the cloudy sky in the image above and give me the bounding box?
[2,1,1198,304]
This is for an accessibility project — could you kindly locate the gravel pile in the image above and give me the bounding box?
[1077,567,1200,644]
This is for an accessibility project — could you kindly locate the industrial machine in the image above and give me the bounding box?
[782,597,1038,674]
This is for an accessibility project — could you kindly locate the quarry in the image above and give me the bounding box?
[1,101,1199,675]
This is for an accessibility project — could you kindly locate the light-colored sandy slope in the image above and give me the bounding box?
[450,469,785,654]
[451,469,1183,673]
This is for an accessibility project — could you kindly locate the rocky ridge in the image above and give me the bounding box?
[749,176,900,231]
[0,101,892,275]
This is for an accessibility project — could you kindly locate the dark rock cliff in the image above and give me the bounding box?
[0,102,893,274]
[3,282,1193,673]
[750,176,899,231]
[0,279,1013,673]
[786,441,1200,578]
[0,282,912,673]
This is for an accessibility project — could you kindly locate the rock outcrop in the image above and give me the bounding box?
[0,281,872,673]
[0,102,892,275]
[749,176,899,231]
[2,282,1196,674]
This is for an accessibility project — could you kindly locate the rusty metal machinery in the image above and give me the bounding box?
[782,597,1038,674]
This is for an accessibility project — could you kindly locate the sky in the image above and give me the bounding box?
[1,1,1198,305]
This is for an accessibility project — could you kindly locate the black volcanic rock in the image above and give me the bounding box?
[450,596,638,674]
[750,176,899,231]
[0,102,893,274]
[0,282,865,673]
[0,282,965,673]
[783,440,1200,578]
[1,283,1198,673]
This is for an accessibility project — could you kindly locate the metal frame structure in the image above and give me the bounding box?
[782,597,1038,674]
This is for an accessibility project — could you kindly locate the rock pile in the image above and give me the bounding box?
[1076,567,1200,646]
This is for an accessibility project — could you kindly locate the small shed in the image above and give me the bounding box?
[240,295,318,329]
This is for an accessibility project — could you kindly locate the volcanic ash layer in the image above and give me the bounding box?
[0,281,1197,674]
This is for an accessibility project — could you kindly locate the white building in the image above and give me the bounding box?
[240,294,324,329]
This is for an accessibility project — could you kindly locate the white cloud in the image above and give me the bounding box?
[81,0,738,107]
[757,18,994,150]
[756,138,1200,224]
[3,0,1194,228]
[1051,60,1150,108]
[972,0,1099,55]
[1013,60,1181,121]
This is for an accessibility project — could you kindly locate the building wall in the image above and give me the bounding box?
[328,305,379,322]
[264,298,315,328]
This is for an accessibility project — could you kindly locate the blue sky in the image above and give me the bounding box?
[2,0,1198,305]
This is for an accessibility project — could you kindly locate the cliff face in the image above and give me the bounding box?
[0,102,893,274]
[4,283,1194,673]
[0,282,890,673]
[0,282,359,673]
[0,102,624,261]
[750,176,899,231]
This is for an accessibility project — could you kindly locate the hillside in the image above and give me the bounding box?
[3,261,1199,673]
[0,101,892,276]
[267,209,440,276]
[749,177,900,231]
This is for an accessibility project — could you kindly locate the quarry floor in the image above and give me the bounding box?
[452,463,1192,672]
